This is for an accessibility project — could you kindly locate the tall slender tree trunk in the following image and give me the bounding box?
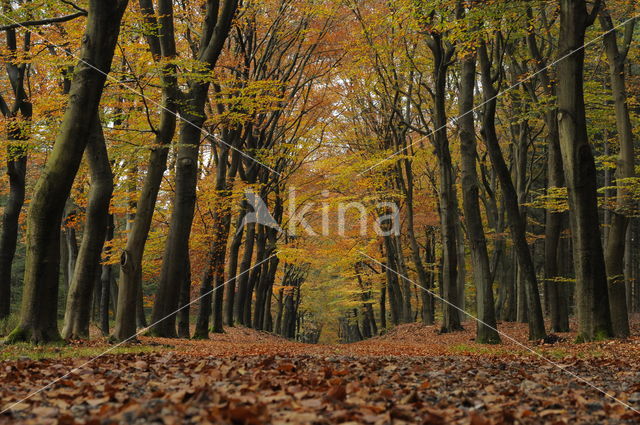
[379,281,387,331]
[624,225,632,313]
[274,287,284,335]
[455,218,466,322]
[527,12,571,331]
[425,34,461,333]
[244,224,266,325]
[6,0,129,344]
[149,0,239,337]
[234,221,256,325]
[194,143,238,337]
[150,110,203,337]
[0,151,27,320]
[63,203,79,290]
[557,0,612,341]
[478,41,546,340]
[600,10,635,338]
[383,235,402,325]
[211,209,232,333]
[63,116,113,339]
[253,253,278,330]
[421,227,436,325]
[224,208,246,326]
[458,53,500,343]
[113,0,178,342]
[99,214,114,335]
[0,26,32,320]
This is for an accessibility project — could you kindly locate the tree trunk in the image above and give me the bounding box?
[63,116,113,339]
[0,27,32,320]
[274,287,284,335]
[211,207,233,333]
[113,0,178,342]
[383,235,402,325]
[456,217,466,322]
[177,258,191,338]
[253,253,278,330]
[148,0,238,338]
[224,208,246,326]
[244,225,267,326]
[478,41,546,340]
[379,281,387,331]
[194,143,238,337]
[458,53,500,343]
[99,214,114,336]
[63,204,79,289]
[0,135,28,320]
[425,34,461,334]
[557,0,612,341]
[149,110,203,337]
[6,0,128,344]
[234,221,256,325]
[600,9,635,338]
[526,9,570,331]
[624,224,632,313]
[136,278,147,328]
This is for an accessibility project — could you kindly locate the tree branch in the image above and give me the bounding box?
[0,11,87,32]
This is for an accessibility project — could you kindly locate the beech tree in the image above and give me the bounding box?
[149,0,239,337]
[6,0,129,343]
[0,20,32,320]
[599,5,636,338]
[113,0,178,342]
[557,0,613,341]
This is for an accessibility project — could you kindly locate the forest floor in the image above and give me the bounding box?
[2,319,640,424]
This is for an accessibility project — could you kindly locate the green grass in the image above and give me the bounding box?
[0,342,165,361]
[0,313,20,337]
[544,348,570,360]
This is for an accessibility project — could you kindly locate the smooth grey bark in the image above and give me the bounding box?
[63,203,79,290]
[421,227,437,325]
[525,10,570,332]
[150,0,239,337]
[253,194,281,330]
[62,117,113,339]
[557,0,613,341]
[599,9,635,338]
[355,262,378,336]
[478,41,546,340]
[383,234,403,325]
[425,33,461,333]
[274,288,284,335]
[113,0,178,341]
[99,214,114,335]
[6,0,129,344]
[224,207,246,326]
[194,142,239,338]
[177,258,191,338]
[456,217,466,322]
[234,221,256,326]
[243,224,267,325]
[458,53,500,343]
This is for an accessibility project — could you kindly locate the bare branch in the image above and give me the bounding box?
[0,11,86,32]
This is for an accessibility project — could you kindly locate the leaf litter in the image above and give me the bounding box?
[1,321,640,424]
